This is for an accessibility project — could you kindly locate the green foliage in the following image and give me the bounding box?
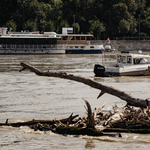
[89,20,105,36]
[118,19,130,35]
[5,20,17,32]
[72,22,80,33]
[57,20,69,33]
[44,21,55,32]
[1,0,150,38]
[0,0,18,27]
[140,32,148,37]
[24,20,37,32]
[103,2,131,36]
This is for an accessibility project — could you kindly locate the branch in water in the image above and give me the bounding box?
[19,62,148,108]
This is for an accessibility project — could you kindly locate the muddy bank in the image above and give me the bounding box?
[91,40,150,51]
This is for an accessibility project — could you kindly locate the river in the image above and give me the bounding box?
[0,53,150,150]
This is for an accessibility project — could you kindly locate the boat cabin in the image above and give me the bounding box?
[116,52,150,66]
[57,27,93,45]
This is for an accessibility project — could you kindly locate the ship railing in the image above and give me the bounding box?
[0,44,66,50]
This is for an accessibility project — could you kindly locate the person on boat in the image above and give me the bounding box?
[127,57,131,63]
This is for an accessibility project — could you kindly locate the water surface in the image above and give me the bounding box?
[0,54,150,150]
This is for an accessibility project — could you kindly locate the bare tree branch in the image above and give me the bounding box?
[20,62,148,108]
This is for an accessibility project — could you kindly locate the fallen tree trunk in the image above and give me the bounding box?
[20,62,149,108]
[0,114,79,127]
[53,126,121,137]
[103,128,150,134]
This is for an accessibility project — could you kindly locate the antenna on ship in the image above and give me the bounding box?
[102,37,110,65]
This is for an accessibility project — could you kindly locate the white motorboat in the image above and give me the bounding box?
[94,51,150,77]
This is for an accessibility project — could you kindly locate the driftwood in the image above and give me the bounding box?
[0,99,122,137]
[83,98,95,128]
[2,102,150,134]
[0,113,79,127]
[0,113,121,137]
[20,62,149,108]
[1,100,150,135]
[52,126,121,137]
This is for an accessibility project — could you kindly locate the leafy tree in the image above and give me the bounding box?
[89,20,105,39]
[46,0,63,32]
[61,0,97,33]
[118,19,130,36]
[128,16,137,36]
[26,1,48,31]
[146,0,150,7]
[24,20,37,31]
[140,7,150,35]
[5,20,17,32]
[72,22,80,33]
[44,20,55,32]
[57,20,69,33]
[102,0,138,37]
[0,0,18,27]
[1,0,150,37]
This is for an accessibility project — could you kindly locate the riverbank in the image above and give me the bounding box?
[91,40,150,51]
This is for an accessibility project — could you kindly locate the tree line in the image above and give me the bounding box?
[0,0,150,39]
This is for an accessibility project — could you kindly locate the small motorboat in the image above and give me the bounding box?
[94,51,150,77]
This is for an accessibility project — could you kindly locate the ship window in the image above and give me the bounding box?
[70,37,73,40]
[0,37,57,45]
[127,56,131,63]
[6,38,11,44]
[140,58,147,64]
[52,39,56,44]
[134,58,149,64]
[21,39,25,44]
[72,37,75,40]
[134,59,140,64]
[62,36,68,40]
[34,39,38,44]
[23,39,27,44]
[75,46,78,48]
[81,36,85,40]
[11,38,15,44]
[76,36,80,40]
[117,55,126,63]
[90,46,94,48]
[81,46,84,48]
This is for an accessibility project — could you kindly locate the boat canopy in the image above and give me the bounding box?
[131,54,150,59]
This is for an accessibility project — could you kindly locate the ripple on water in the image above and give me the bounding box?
[1,54,150,149]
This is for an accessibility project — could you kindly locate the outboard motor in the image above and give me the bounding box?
[94,64,105,77]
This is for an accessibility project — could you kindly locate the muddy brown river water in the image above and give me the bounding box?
[0,53,150,150]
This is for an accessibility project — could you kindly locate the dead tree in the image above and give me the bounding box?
[20,62,149,108]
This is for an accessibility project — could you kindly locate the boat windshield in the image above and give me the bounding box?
[117,54,150,65]
[133,57,150,64]
[117,55,127,63]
